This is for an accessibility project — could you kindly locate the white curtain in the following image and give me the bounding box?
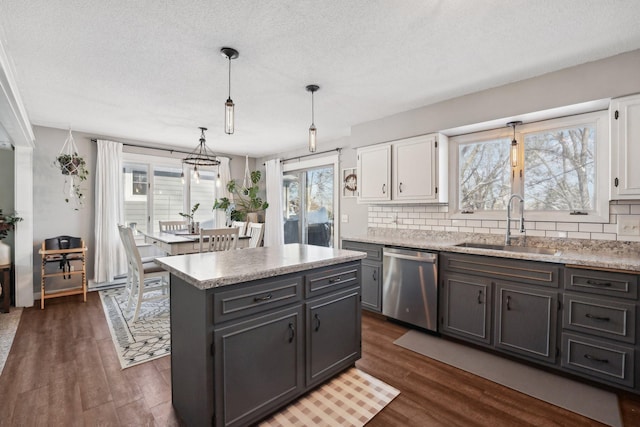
[264,158,284,246]
[94,140,126,283]
[215,157,232,227]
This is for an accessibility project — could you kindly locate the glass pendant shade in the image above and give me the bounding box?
[225,98,234,134]
[511,139,518,167]
[309,124,317,153]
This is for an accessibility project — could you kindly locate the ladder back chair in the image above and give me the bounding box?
[199,227,239,252]
[118,225,169,322]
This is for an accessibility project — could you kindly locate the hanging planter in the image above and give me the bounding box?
[54,129,89,210]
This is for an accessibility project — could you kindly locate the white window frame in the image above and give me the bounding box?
[449,110,609,223]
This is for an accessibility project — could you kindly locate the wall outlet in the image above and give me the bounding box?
[618,215,640,236]
[341,214,349,223]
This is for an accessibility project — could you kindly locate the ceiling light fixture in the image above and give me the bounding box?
[221,47,239,135]
[507,121,522,167]
[306,84,319,152]
[183,127,220,183]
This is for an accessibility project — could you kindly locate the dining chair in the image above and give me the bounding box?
[159,220,189,233]
[247,223,265,248]
[231,220,248,236]
[118,225,169,322]
[199,227,239,252]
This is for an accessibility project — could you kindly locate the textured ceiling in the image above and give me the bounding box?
[1,0,640,156]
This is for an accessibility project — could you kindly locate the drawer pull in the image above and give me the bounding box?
[477,290,483,304]
[584,354,609,363]
[372,270,377,281]
[585,279,612,287]
[254,293,273,302]
[329,277,342,284]
[585,313,610,322]
[314,313,321,332]
[506,295,511,311]
[288,322,295,343]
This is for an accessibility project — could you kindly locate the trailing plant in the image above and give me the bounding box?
[0,209,23,240]
[213,170,269,221]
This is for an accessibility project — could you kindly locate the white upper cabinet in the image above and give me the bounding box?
[357,144,391,202]
[357,133,448,204]
[611,94,640,199]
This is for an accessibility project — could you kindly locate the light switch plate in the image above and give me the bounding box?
[618,215,640,236]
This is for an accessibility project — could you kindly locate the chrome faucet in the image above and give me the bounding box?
[506,194,525,246]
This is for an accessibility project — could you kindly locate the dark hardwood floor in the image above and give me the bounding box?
[1,292,639,426]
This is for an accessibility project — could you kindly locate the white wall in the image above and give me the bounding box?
[0,148,14,250]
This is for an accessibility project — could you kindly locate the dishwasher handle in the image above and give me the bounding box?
[383,249,437,263]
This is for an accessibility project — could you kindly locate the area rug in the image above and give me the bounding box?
[99,286,170,369]
[0,307,22,377]
[259,367,399,426]
[394,330,621,427]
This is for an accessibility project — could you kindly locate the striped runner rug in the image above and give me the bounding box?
[260,367,399,426]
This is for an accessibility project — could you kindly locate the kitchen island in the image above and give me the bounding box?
[155,244,366,427]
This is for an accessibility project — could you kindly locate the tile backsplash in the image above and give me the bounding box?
[368,200,640,242]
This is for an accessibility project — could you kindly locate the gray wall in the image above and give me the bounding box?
[32,126,248,293]
[259,48,640,240]
[0,148,15,252]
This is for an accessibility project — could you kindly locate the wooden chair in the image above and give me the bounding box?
[159,220,189,233]
[247,223,265,248]
[199,227,239,252]
[118,225,169,322]
[231,220,248,236]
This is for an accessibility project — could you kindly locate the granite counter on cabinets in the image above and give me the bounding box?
[155,244,366,427]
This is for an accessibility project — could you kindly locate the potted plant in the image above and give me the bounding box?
[179,203,200,233]
[0,209,23,265]
[213,170,269,222]
[54,152,89,208]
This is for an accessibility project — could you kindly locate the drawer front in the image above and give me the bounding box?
[561,333,634,388]
[305,262,360,298]
[563,294,636,343]
[441,253,560,288]
[213,276,303,323]
[341,240,382,262]
[564,267,638,299]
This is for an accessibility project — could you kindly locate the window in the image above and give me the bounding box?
[451,110,609,222]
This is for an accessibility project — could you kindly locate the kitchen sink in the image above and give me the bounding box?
[455,242,558,255]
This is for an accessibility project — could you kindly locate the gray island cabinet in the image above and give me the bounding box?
[154,244,366,427]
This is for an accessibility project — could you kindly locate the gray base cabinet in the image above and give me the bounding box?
[495,282,557,363]
[342,240,383,312]
[440,271,492,344]
[171,261,362,427]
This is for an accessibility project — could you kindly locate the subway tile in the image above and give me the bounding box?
[451,219,466,227]
[591,233,618,241]
[578,223,603,233]
[556,222,579,232]
[445,226,459,232]
[466,220,483,227]
[474,227,490,234]
[438,220,452,227]
[525,230,545,237]
[482,220,499,228]
[568,231,591,239]
[603,224,618,234]
[458,227,475,233]
[631,204,640,214]
[534,222,556,231]
[545,231,568,238]
[610,204,631,215]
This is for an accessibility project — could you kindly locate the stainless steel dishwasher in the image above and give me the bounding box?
[382,247,438,332]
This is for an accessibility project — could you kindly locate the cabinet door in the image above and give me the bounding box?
[495,282,558,363]
[393,135,437,201]
[440,272,492,345]
[214,306,303,427]
[357,144,391,202]
[361,261,382,312]
[611,94,640,199]
[306,287,361,387]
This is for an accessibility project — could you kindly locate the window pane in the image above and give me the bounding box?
[123,163,148,233]
[524,124,595,211]
[459,139,511,211]
[283,174,300,244]
[153,166,184,231]
[306,166,334,247]
[190,169,217,228]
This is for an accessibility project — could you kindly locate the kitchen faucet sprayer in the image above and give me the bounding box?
[506,194,525,246]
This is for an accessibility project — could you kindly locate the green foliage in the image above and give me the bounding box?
[0,209,23,240]
[54,153,89,209]
[179,203,200,221]
[212,170,269,221]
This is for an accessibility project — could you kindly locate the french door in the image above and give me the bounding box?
[282,158,337,247]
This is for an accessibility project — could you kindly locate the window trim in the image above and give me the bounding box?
[449,110,609,223]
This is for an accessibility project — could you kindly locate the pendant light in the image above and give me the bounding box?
[507,121,522,167]
[306,84,319,152]
[183,127,220,183]
[221,47,239,135]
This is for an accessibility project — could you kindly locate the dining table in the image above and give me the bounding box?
[140,230,250,255]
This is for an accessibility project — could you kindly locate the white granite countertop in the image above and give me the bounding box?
[343,232,640,273]
[154,243,367,290]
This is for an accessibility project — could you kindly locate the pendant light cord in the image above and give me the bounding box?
[228,57,232,99]
[311,90,315,125]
